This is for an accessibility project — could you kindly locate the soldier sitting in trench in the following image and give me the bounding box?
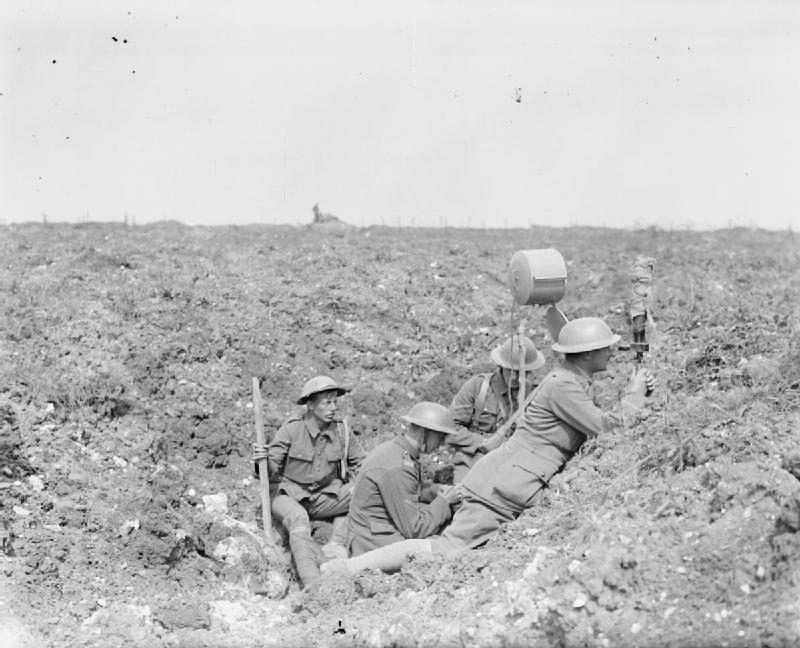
[322,317,655,575]
[448,335,547,483]
[347,402,463,557]
[252,375,366,588]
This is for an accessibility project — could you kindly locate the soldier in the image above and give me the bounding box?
[448,335,546,483]
[322,317,655,574]
[347,402,463,557]
[253,375,366,588]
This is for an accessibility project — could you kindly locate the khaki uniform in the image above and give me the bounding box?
[347,436,452,557]
[433,361,619,555]
[448,370,538,483]
[266,413,366,584]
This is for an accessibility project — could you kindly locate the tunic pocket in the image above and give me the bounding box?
[369,520,398,534]
[491,455,560,510]
[287,443,313,462]
[325,444,343,462]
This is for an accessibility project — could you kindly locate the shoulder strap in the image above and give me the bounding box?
[489,380,546,444]
[472,373,493,429]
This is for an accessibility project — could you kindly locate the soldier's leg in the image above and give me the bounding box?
[307,483,353,560]
[321,538,433,575]
[319,516,349,560]
[271,494,320,588]
[325,493,517,576]
[432,492,514,556]
[306,481,353,519]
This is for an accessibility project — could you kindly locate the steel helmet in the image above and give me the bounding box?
[551,317,621,354]
[296,376,349,405]
[401,402,458,435]
[490,335,546,371]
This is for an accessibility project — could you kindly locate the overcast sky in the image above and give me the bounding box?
[2,1,799,230]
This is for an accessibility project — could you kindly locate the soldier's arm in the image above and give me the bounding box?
[549,380,618,438]
[447,377,488,453]
[265,422,293,478]
[378,465,452,539]
[419,480,439,503]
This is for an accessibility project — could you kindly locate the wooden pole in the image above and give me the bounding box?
[341,419,350,480]
[517,317,527,413]
[252,378,274,545]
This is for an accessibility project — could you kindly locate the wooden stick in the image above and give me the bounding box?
[340,419,351,480]
[517,317,527,413]
[252,377,274,545]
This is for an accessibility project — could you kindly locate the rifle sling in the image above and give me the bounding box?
[491,380,545,440]
[472,373,493,429]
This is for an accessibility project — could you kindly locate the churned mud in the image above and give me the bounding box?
[1,221,798,647]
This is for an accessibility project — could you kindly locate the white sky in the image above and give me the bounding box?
[1,0,799,230]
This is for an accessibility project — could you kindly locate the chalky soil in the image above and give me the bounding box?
[0,222,798,647]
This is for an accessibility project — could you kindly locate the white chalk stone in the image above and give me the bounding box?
[202,493,228,513]
[27,475,45,492]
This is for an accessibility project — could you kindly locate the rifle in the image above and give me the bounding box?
[482,379,546,453]
[252,377,274,545]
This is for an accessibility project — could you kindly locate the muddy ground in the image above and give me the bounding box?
[1,221,799,647]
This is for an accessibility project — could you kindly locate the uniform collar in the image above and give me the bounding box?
[395,435,420,461]
[304,413,338,440]
[559,360,594,388]
[492,368,536,400]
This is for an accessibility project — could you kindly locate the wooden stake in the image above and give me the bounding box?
[252,377,274,545]
[517,317,527,413]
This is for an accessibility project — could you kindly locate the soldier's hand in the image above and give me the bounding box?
[644,370,656,396]
[627,369,655,398]
[252,443,268,462]
[439,484,464,506]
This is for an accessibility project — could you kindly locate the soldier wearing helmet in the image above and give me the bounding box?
[252,375,366,588]
[346,402,463,557]
[447,335,546,483]
[322,318,655,576]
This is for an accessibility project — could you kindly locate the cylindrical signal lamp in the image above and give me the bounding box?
[509,248,567,305]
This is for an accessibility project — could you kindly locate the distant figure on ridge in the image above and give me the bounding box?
[312,203,341,224]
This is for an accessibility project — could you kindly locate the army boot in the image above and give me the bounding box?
[320,516,349,561]
[288,530,320,588]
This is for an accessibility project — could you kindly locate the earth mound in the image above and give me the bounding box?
[0,222,798,647]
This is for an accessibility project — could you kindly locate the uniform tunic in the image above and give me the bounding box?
[448,371,538,481]
[348,436,452,556]
[262,413,366,586]
[433,361,619,555]
[266,413,366,504]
